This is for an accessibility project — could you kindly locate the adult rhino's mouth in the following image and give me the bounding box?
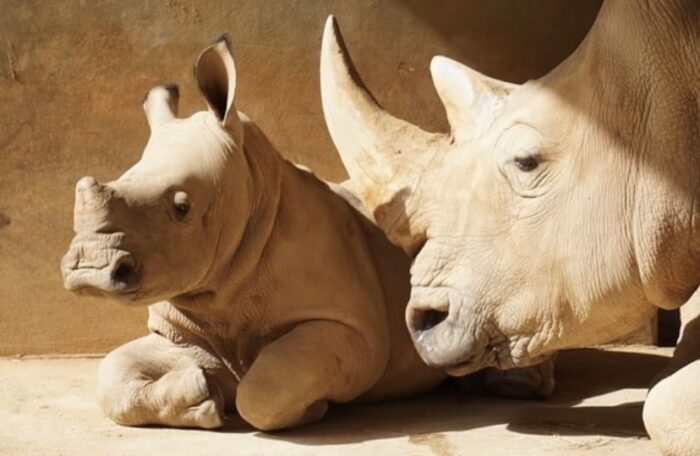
[406,285,506,375]
[406,286,493,375]
[61,232,141,297]
[406,285,555,376]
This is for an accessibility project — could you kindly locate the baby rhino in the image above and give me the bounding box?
[60,37,444,430]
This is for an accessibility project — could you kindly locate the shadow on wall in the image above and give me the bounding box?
[219,349,667,443]
[394,0,602,82]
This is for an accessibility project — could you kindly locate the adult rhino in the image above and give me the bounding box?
[320,0,700,453]
[60,36,446,431]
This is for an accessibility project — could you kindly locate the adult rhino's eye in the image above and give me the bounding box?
[172,191,191,221]
[514,156,539,172]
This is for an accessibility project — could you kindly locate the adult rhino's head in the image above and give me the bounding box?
[321,5,700,375]
[62,37,251,305]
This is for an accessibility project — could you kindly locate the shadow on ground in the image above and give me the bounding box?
[230,348,669,446]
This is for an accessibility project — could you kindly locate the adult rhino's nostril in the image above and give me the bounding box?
[411,308,449,333]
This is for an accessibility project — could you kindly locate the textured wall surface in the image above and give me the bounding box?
[0,0,601,354]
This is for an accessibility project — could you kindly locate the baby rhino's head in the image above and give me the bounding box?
[62,36,251,305]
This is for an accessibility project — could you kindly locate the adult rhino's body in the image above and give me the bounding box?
[61,37,444,431]
[320,0,700,453]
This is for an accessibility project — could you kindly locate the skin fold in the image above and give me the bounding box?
[320,0,700,453]
[61,37,446,431]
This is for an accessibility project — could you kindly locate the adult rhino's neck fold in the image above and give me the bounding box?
[560,0,700,96]
[561,0,700,308]
[542,0,700,164]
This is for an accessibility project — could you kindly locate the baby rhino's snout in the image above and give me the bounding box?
[62,176,140,298]
[61,241,139,297]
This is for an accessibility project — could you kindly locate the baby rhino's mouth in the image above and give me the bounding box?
[61,233,140,297]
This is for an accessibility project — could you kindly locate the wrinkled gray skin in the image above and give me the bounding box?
[320,0,700,453]
[61,37,447,431]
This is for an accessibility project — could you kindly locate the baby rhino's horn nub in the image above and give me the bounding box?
[75,176,106,212]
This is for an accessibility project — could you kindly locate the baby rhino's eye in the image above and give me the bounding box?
[174,203,190,217]
[172,191,191,221]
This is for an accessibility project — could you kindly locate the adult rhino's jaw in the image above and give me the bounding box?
[61,232,140,298]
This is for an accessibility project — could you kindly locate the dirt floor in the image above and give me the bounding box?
[0,345,671,455]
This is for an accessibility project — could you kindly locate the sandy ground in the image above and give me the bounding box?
[0,346,671,456]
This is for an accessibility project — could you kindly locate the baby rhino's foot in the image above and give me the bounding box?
[149,367,225,429]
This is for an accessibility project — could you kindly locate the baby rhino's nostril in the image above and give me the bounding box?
[113,264,131,282]
[412,308,449,332]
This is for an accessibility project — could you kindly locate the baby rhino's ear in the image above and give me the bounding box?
[143,84,179,130]
[194,34,243,142]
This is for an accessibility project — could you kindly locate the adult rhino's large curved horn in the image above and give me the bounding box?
[321,16,446,251]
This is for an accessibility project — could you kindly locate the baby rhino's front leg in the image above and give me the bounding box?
[98,333,234,429]
[236,321,382,431]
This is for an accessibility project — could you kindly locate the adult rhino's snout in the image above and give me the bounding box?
[406,286,492,374]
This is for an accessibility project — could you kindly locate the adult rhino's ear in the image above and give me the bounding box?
[194,34,243,142]
[143,84,179,129]
[430,56,517,143]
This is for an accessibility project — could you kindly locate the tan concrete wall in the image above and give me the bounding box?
[0,0,601,355]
